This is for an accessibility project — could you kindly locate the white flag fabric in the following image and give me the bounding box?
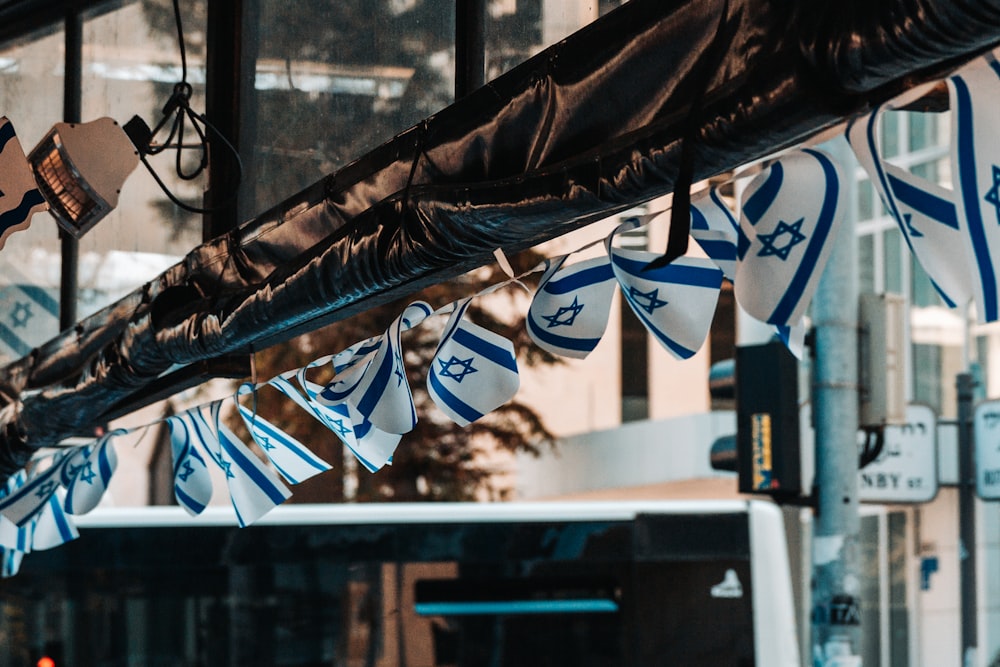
[0,448,87,526]
[63,429,125,515]
[608,229,723,359]
[949,55,1000,322]
[0,117,48,250]
[0,497,27,551]
[167,412,215,516]
[429,298,520,426]
[30,493,78,551]
[188,404,291,527]
[735,149,845,325]
[690,189,740,280]
[526,255,617,359]
[847,107,971,310]
[235,383,332,485]
[272,369,400,472]
[0,546,23,577]
[317,301,433,435]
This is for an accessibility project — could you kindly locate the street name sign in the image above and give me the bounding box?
[858,404,937,503]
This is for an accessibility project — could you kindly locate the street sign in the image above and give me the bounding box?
[858,404,938,503]
[973,398,1000,499]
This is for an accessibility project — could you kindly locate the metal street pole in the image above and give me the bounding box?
[957,372,978,667]
[811,137,863,666]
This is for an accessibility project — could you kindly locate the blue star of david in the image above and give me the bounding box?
[216,454,234,479]
[78,462,96,484]
[178,460,195,482]
[628,286,668,315]
[438,355,478,383]
[542,297,585,328]
[984,165,1000,224]
[11,301,31,328]
[257,435,275,451]
[329,418,351,437]
[34,480,56,498]
[757,218,807,260]
[902,213,923,238]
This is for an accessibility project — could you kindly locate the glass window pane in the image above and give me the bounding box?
[881,111,900,159]
[76,2,209,318]
[248,1,456,215]
[907,111,937,152]
[0,26,66,362]
[910,160,939,184]
[911,255,943,308]
[859,233,875,294]
[883,227,903,294]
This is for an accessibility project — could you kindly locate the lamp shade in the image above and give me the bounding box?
[28,117,139,239]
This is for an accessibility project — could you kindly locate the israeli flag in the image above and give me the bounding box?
[30,493,78,551]
[690,189,740,280]
[0,546,23,577]
[0,499,27,551]
[847,107,971,309]
[0,118,47,250]
[166,412,214,516]
[235,383,332,485]
[607,227,723,359]
[735,149,844,326]
[429,298,520,426]
[949,55,1000,322]
[317,301,433,435]
[188,404,291,527]
[284,370,400,472]
[0,449,86,526]
[526,255,617,359]
[63,429,125,515]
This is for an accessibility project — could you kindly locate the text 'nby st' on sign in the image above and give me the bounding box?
[858,404,938,503]
[973,398,1000,500]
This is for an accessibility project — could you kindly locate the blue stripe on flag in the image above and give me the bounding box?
[952,75,998,322]
[742,161,784,225]
[768,149,840,324]
[542,262,615,295]
[219,434,288,505]
[862,112,919,257]
[690,204,710,230]
[709,189,740,230]
[451,327,517,372]
[696,239,737,262]
[18,285,59,317]
[355,343,396,417]
[428,371,483,423]
[48,495,75,544]
[611,255,722,288]
[525,315,602,353]
[240,407,328,475]
[886,173,959,230]
[97,445,113,485]
[174,485,206,514]
[0,322,32,357]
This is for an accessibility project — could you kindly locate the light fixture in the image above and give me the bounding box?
[28,117,141,239]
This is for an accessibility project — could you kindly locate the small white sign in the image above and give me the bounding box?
[974,399,1000,499]
[859,404,938,503]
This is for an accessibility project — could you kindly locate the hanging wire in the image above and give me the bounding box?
[130,0,243,214]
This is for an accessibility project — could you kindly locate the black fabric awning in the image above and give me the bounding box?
[0,0,998,479]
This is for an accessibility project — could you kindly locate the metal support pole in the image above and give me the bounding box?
[957,372,978,667]
[60,7,82,331]
[455,0,487,99]
[811,138,863,665]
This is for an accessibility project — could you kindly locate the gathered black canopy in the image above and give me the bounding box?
[0,0,998,481]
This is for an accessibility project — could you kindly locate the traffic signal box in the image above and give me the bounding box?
[735,341,802,499]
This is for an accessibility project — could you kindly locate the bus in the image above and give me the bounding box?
[0,500,799,667]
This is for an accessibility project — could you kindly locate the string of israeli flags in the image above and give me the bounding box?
[1,48,998,577]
